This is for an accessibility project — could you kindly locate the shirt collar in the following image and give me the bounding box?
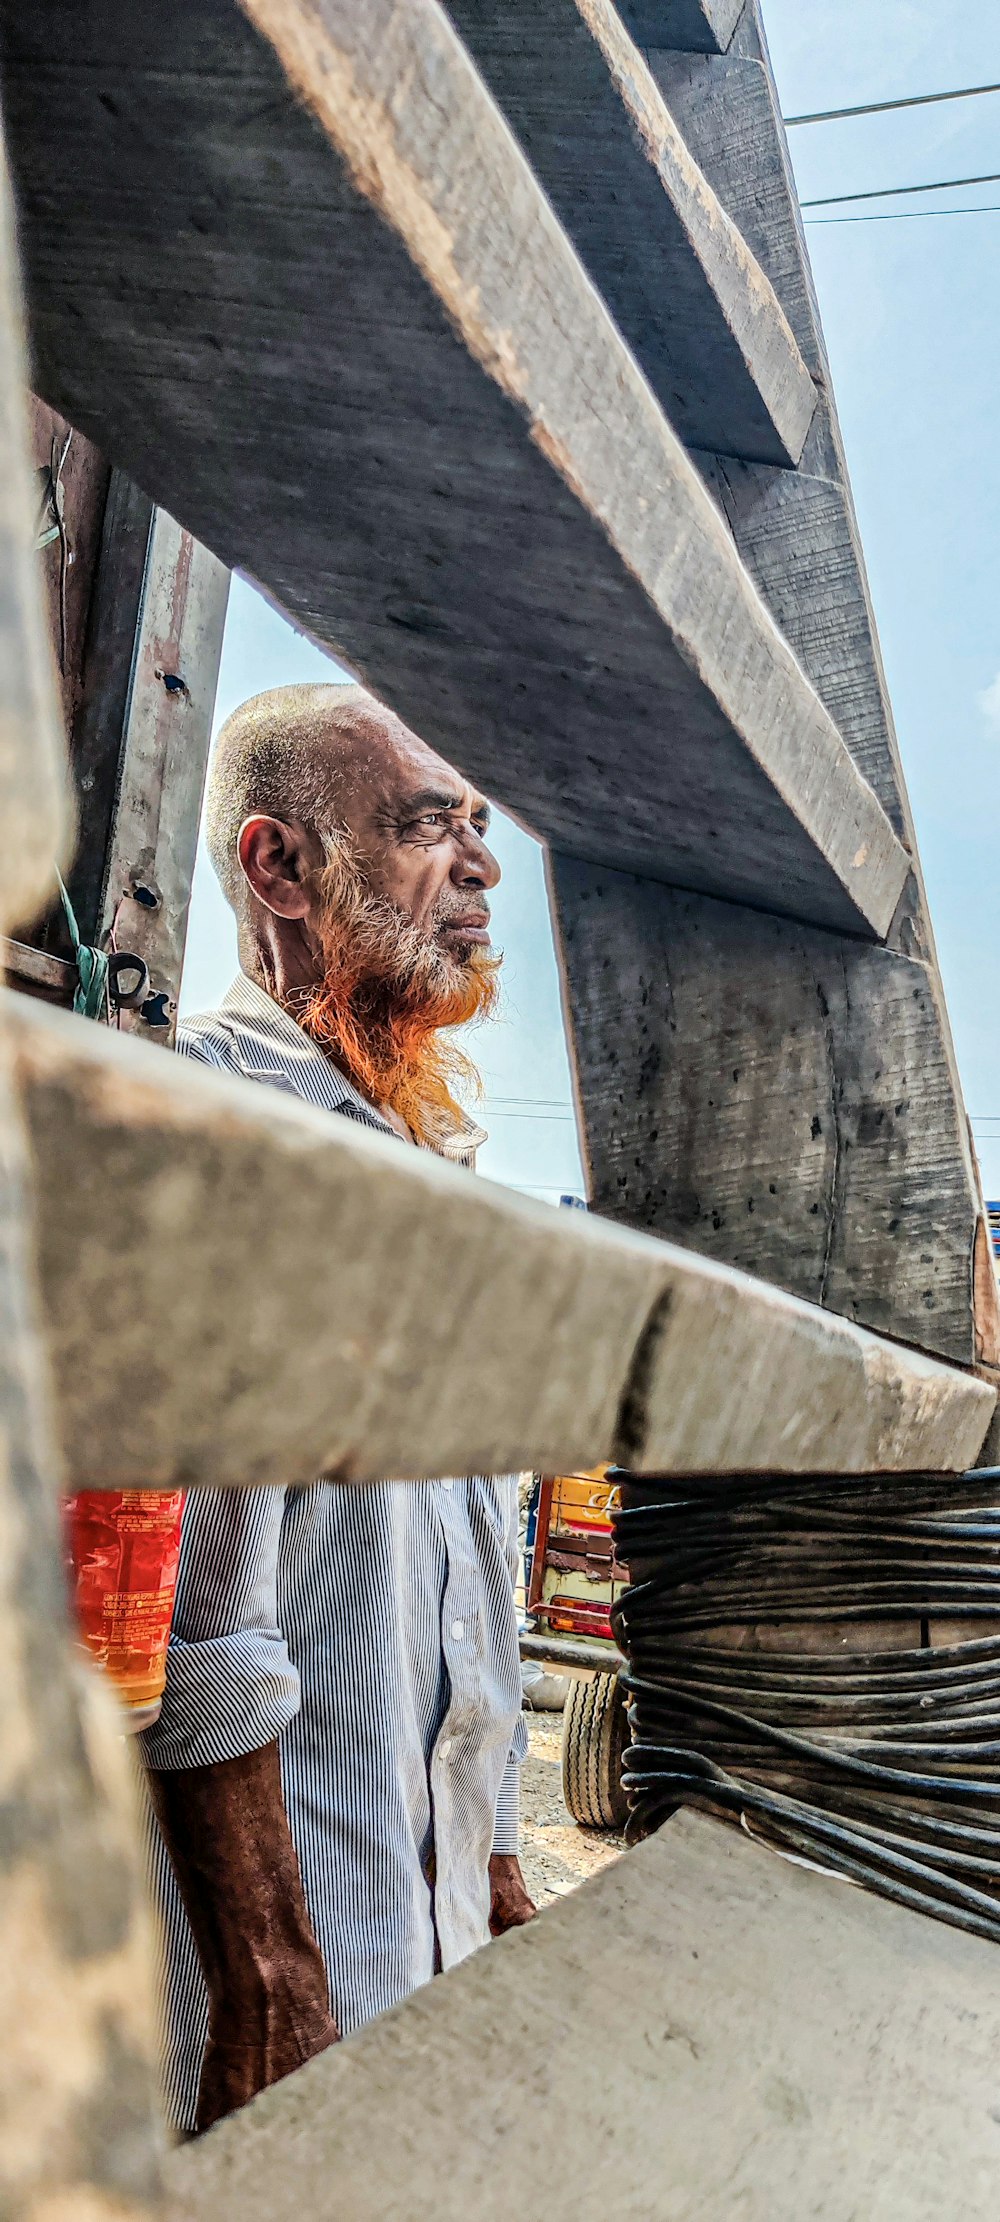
[220,973,488,1164]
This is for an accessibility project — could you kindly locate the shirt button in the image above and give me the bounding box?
[440,1479,454,1492]
[451,1619,465,1641]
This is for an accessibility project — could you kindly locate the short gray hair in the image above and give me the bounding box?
[205,682,384,915]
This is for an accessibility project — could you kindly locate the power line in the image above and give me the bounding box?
[805,202,1000,226]
[785,79,1000,128]
[802,169,1000,210]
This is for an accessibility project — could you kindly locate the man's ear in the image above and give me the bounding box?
[237,815,316,919]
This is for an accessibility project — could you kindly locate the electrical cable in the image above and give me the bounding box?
[801,170,1000,209]
[785,80,1000,128]
[805,204,1000,227]
[610,1468,1000,1945]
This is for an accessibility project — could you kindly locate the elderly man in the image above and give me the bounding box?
[142,682,533,2136]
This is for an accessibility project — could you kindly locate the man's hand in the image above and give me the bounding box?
[146,1741,339,2135]
[488,1852,536,1936]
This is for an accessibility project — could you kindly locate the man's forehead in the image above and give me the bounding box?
[334,711,485,815]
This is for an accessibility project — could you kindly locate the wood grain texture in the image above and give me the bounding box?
[7,992,991,1487]
[0,129,160,2222]
[442,0,814,464]
[98,512,229,1047]
[553,858,986,1364]
[168,1809,1000,2222]
[68,470,154,945]
[0,0,905,935]
[0,142,69,935]
[0,1050,162,2222]
[618,0,744,51]
[548,0,992,1370]
[645,8,917,837]
[27,397,111,748]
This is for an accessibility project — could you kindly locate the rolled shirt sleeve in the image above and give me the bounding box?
[140,1484,300,1771]
[491,1743,525,1855]
[490,1478,529,1854]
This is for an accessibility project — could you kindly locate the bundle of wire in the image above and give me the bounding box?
[610,1469,1000,1944]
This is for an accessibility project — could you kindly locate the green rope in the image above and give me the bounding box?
[55,870,110,1023]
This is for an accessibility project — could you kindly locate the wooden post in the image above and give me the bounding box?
[0,127,161,2222]
[98,509,229,1045]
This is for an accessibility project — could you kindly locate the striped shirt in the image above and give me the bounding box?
[140,973,526,2133]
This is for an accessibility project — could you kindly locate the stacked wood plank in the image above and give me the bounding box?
[0,0,904,934]
[0,135,161,2222]
[0,1,996,2217]
[169,1813,1000,2222]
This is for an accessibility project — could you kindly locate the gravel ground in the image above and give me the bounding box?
[517,1709,625,1908]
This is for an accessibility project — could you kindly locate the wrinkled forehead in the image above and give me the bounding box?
[328,710,486,826]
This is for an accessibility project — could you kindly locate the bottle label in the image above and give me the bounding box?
[64,1489,186,1713]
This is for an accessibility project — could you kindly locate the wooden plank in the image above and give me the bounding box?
[98,511,229,1047]
[0,0,906,936]
[617,0,745,54]
[0,936,73,1003]
[548,0,995,1373]
[27,397,111,745]
[645,6,912,832]
[552,858,988,1365]
[67,469,154,945]
[0,156,68,933]
[6,992,992,1488]
[442,0,814,466]
[0,124,162,2222]
[21,436,154,967]
[168,1809,1000,2222]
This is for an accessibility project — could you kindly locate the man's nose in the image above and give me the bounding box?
[453,827,501,890]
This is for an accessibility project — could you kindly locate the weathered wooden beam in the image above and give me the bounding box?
[644,5,915,835]
[550,0,995,1372]
[612,1,744,56]
[553,859,992,1363]
[0,936,73,1004]
[98,511,229,1046]
[443,0,814,466]
[168,1810,1000,2222]
[66,468,154,945]
[7,993,992,1488]
[0,123,161,2222]
[0,0,904,935]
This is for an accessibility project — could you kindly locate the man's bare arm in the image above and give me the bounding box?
[146,1741,339,2134]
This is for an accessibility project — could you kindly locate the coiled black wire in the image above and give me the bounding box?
[609,1469,1000,1944]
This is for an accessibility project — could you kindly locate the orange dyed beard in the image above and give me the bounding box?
[288,846,501,1146]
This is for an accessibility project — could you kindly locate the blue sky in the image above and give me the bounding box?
[183,0,1000,1195]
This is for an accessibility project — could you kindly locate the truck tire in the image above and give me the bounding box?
[560,1670,630,1831]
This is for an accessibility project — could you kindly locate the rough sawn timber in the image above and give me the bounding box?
[0,0,905,935]
[168,1810,1000,2222]
[0,121,162,2222]
[553,860,986,1360]
[618,0,744,51]
[6,993,992,1489]
[98,511,229,1047]
[442,0,815,465]
[551,0,997,1372]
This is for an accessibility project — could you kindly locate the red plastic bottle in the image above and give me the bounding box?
[64,1489,186,1730]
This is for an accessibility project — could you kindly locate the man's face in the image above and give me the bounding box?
[327,717,501,963]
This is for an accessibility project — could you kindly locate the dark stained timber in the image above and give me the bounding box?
[617,0,745,52]
[0,0,903,936]
[552,858,984,1365]
[551,1,996,1375]
[443,0,815,465]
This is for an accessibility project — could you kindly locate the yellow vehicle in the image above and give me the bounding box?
[523,1467,630,1831]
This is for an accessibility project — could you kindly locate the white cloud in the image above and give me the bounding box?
[978,673,1000,733]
